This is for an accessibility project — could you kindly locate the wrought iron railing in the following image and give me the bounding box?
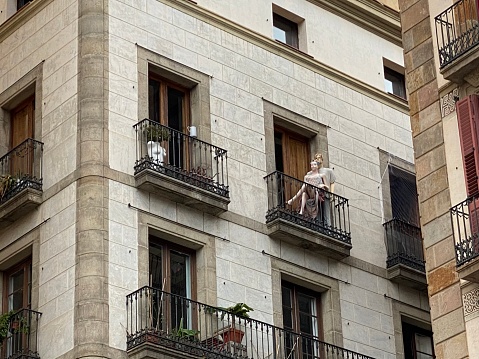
[0,139,43,205]
[2,308,42,359]
[126,287,375,359]
[264,171,351,244]
[451,195,479,266]
[383,218,424,272]
[133,119,229,198]
[435,0,479,67]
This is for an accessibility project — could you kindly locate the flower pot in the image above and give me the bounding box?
[221,327,244,344]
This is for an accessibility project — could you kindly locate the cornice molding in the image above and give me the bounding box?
[306,0,402,46]
[158,0,409,114]
[0,0,55,43]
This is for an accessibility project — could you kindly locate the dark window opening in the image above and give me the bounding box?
[149,238,195,330]
[282,281,322,359]
[384,67,406,99]
[273,13,299,49]
[389,166,419,226]
[402,322,434,359]
[17,0,33,11]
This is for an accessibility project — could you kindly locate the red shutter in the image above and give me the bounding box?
[457,95,479,239]
[456,95,479,197]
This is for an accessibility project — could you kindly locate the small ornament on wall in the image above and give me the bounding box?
[440,87,459,118]
[463,287,479,316]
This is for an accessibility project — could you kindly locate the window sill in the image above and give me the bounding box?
[274,39,314,59]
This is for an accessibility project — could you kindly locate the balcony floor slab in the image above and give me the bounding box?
[266,217,351,260]
[0,188,42,223]
[135,169,230,215]
[387,263,427,290]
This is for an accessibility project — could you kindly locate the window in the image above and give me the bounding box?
[282,281,321,358]
[17,0,32,11]
[388,165,419,226]
[149,237,196,329]
[148,75,190,132]
[384,67,406,99]
[3,258,32,312]
[402,322,434,359]
[148,74,190,167]
[273,13,299,49]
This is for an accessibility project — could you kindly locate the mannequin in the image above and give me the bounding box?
[287,154,336,225]
[287,155,327,219]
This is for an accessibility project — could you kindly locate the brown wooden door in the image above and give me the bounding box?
[10,97,34,177]
[274,126,309,207]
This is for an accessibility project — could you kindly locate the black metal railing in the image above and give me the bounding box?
[383,218,425,272]
[0,139,43,205]
[264,171,351,244]
[133,119,229,198]
[450,195,479,266]
[2,308,42,359]
[435,0,479,67]
[126,287,374,359]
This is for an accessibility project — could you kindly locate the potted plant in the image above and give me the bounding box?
[0,175,16,202]
[219,303,253,344]
[143,122,170,166]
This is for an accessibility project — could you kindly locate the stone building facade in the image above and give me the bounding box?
[398,0,479,358]
[0,0,431,358]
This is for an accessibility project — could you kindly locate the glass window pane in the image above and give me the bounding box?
[273,27,286,43]
[148,79,160,123]
[10,269,24,294]
[415,333,433,355]
[298,293,313,314]
[167,87,183,131]
[170,250,189,297]
[149,244,163,288]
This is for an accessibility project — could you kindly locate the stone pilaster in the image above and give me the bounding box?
[75,0,112,357]
[398,0,468,358]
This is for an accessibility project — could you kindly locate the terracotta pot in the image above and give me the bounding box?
[221,327,244,343]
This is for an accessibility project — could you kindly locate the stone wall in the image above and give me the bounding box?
[398,0,468,358]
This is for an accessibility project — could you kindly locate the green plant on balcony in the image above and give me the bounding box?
[0,311,28,347]
[172,318,199,340]
[0,175,16,201]
[221,303,253,319]
[143,123,171,142]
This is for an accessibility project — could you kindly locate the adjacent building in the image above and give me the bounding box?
[398,0,479,358]
[0,0,432,358]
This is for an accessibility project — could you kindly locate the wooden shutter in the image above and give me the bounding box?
[456,95,479,197]
[457,95,479,239]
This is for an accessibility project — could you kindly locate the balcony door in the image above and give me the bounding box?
[149,238,195,332]
[148,75,190,170]
[274,126,309,207]
[10,97,34,178]
[282,282,322,359]
[3,259,32,357]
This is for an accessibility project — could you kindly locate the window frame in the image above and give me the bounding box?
[3,257,32,313]
[148,236,197,300]
[401,321,434,359]
[273,13,299,49]
[281,281,323,339]
[148,72,191,132]
[384,66,406,100]
[16,0,32,11]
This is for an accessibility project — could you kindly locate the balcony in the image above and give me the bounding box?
[450,195,479,282]
[0,139,43,223]
[383,219,426,290]
[2,308,42,359]
[126,287,374,359]
[133,119,229,215]
[435,0,479,83]
[264,171,351,259]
